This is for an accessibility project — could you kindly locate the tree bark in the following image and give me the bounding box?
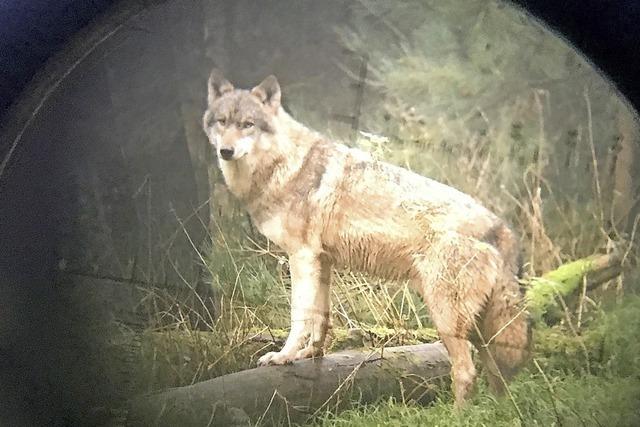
[127,343,450,426]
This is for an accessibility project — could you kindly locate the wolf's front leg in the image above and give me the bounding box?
[257,249,331,366]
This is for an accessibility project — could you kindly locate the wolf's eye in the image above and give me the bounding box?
[241,121,254,129]
[216,118,227,126]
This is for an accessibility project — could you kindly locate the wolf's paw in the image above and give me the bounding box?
[257,351,295,366]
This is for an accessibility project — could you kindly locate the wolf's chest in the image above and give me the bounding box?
[219,159,252,199]
[253,214,288,248]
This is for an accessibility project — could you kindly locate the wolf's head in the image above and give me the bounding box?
[202,69,281,162]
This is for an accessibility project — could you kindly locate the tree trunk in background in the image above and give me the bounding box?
[612,102,639,230]
[167,0,215,230]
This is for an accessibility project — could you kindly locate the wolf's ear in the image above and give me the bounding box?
[251,75,281,110]
[207,68,234,105]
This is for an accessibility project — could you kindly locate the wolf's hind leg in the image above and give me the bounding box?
[415,237,497,405]
[475,273,531,395]
[257,249,332,366]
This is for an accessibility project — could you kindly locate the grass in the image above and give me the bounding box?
[313,375,640,427]
[313,297,640,427]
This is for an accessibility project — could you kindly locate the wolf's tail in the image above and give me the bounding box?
[478,225,531,394]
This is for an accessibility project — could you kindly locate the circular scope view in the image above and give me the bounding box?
[1,1,639,425]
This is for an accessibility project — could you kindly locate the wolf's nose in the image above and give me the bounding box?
[219,148,234,161]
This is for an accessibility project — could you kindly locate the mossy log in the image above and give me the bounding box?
[526,250,622,322]
[127,343,450,426]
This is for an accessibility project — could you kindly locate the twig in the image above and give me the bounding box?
[577,275,587,330]
[556,295,591,375]
[533,359,563,427]
[584,88,605,228]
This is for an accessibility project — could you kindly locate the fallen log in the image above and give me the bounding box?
[127,342,451,426]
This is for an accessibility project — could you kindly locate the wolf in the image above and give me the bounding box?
[202,69,530,405]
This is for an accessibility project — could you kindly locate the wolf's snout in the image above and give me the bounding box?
[219,147,234,161]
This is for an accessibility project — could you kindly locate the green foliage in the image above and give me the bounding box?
[314,297,640,426]
[136,330,262,392]
[597,297,640,377]
[314,376,640,427]
[538,295,640,378]
[204,226,291,316]
[534,297,640,376]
